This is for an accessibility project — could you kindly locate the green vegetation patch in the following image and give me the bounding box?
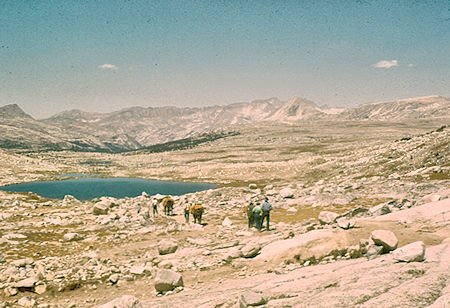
[131,131,240,154]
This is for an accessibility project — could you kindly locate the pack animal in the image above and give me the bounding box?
[190,205,204,224]
[162,197,175,216]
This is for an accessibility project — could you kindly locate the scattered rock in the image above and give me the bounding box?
[223,247,243,261]
[336,219,355,230]
[392,241,426,262]
[422,194,441,203]
[248,184,258,190]
[4,286,18,296]
[222,217,233,228]
[369,203,391,216]
[154,269,184,292]
[109,274,120,284]
[34,283,47,295]
[340,207,369,219]
[14,276,38,288]
[98,295,143,308]
[370,230,398,252]
[93,202,110,215]
[129,265,146,276]
[279,188,295,198]
[318,211,338,225]
[235,231,253,237]
[366,244,383,260]
[3,233,27,240]
[158,239,178,255]
[17,296,36,307]
[63,195,79,204]
[241,243,261,258]
[63,232,84,242]
[11,258,34,267]
[287,207,298,213]
[238,290,267,307]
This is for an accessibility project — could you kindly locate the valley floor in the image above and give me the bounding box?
[0,120,448,307]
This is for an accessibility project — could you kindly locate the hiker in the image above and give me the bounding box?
[253,203,262,230]
[152,198,158,216]
[184,203,190,223]
[246,202,255,228]
[261,196,273,231]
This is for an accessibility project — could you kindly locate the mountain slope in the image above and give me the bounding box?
[0,95,448,152]
[0,105,140,152]
[338,95,450,120]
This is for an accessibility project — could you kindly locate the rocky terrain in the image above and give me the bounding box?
[0,112,448,307]
[0,95,448,152]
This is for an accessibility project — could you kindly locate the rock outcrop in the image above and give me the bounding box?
[98,295,143,308]
[158,239,178,255]
[154,269,184,292]
[393,241,426,262]
[371,230,398,252]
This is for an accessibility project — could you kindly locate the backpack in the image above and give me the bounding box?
[247,204,255,216]
[253,205,262,215]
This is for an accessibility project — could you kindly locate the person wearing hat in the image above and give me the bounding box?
[184,203,190,223]
[261,196,273,231]
[246,202,255,228]
[152,198,158,216]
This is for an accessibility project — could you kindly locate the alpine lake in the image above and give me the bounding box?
[0,176,219,200]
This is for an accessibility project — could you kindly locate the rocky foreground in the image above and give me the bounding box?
[0,121,448,307]
[0,185,448,307]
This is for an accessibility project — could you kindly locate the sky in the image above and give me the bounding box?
[1,0,449,118]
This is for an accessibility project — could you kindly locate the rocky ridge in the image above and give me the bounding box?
[0,95,448,152]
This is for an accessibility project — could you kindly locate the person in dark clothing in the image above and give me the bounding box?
[261,196,273,231]
[246,202,255,228]
[253,204,262,230]
[184,204,190,223]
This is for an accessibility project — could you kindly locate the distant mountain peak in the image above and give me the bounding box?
[0,104,33,119]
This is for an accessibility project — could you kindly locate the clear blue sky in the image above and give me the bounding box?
[1,0,449,118]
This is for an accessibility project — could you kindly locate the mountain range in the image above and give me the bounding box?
[0,95,448,153]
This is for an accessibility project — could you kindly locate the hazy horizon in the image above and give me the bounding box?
[1,1,449,118]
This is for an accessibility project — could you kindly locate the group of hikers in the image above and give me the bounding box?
[244,196,273,231]
[148,194,274,231]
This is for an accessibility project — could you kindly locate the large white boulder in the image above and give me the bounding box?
[393,241,426,262]
[154,269,183,292]
[93,202,109,215]
[248,183,258,190]
[238,290,266,307]
[257,229,351,263]
[279,188,295,198]
[240,243,261,258]
[371,230,398,252]
[369,203,391,216]
[17,296,36,307]
[337,218,355,230]
[63,232,84,242]
[158,239,178,255]
[222,217,233,228]
[13,276,39,288]
[98,295,143,308]
[318,211,338,225]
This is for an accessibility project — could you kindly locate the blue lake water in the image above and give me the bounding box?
[0,177,218,200]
